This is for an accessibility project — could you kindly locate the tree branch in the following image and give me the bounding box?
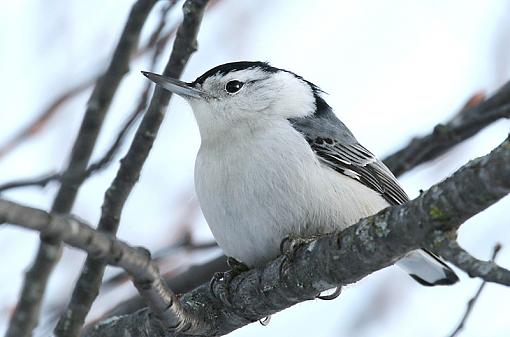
[0,199,203,334]
[0,93,145,193]
[0,2,178,194]
[0,79,94,160]
[2,137,508,336]
[53,1,209,336]
[447,244,502,337]
[4,2,157,337]
[434,238,510,286]
[0,6,179,163]
[102,255,227,319]
[383,83,510,176]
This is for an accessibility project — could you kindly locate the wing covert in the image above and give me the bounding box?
[307,136,408,206]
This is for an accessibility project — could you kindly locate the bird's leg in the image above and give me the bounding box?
[280,235,342,300]
[209,257,249,307]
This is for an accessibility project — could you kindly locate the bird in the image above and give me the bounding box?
[142,61,459,288]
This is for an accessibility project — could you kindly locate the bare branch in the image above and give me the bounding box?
[447,244,502,337]
[0,19,174,164]
[0,6,172,195]
[2,137,506,336]
[0,95,146,193]
[0,199,204,334]
[383,83,510,176]
[101,255,227,320]
[102,238,218,289]
[434,238,510,286]
[53,1,209,336]
[0,0,225,161]
[0,79,94,160]
[4,2,157,337]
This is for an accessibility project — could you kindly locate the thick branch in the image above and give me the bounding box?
[2,138,508,336]
[4,2,156,337]
[383,83,510,176]
[54,1,209,336]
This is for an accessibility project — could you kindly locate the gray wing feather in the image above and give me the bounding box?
[289,108,408,206]
[312,140,408,205]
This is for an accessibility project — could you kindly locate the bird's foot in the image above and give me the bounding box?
[280,236,341,300]
[209,257,249,307]
[280,235,322,260]
[226,257,250,273]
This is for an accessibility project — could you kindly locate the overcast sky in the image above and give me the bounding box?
[0,1,509,336]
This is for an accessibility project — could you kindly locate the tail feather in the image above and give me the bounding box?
[396,249,459,286]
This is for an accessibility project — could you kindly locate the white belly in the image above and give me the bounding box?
[194,121,388,267]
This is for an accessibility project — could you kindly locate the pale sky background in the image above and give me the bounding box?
[0,1,509,336]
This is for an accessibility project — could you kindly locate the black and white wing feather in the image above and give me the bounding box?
[288,99,407,206]
[309,138,408,206]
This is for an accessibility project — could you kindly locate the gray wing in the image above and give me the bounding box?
[289,101,408,206]
[309,138,408,205]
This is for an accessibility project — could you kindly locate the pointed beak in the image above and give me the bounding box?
[141,71,204,99]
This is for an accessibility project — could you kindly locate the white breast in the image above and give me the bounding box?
[194,119,389,267]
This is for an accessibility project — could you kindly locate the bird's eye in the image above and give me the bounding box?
[225,80,244,94]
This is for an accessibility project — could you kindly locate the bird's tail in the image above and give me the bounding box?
[396,249,459,286]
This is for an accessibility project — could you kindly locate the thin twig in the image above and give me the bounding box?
[0,3,177,195]
[0,27,175,164]
[434,238,510,286]
[0,79,94,160]
[92,255,227,324]
[0,99,146,193]
[0,0,225,161]
[4,2,157,337]
[383,84,510,177]
[447,244,502,337]
[53,1,208,336]
[103,237,218,288]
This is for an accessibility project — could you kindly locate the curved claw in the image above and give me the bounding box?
[209,259,249,308]
[259,315,271,326]
[317,286,341,300]
[209,271,234,307]
[209,272,224,298]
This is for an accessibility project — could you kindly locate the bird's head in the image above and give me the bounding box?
[143,61,326,138]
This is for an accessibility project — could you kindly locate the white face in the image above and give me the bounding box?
[186,67,317,138]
